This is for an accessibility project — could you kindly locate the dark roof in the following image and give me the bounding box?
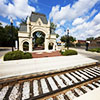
[19,25,27,32]
[30,12,48,24]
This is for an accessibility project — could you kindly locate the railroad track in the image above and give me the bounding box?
[0,63,100,100]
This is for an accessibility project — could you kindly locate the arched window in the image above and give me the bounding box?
[23,42,29,51]
[32,31,45,50]
[48,42,54,50]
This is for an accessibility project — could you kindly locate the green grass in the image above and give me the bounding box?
[88,48,100,53]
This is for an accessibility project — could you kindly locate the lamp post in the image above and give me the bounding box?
[10,18,14,51]
[60,25,70,50]
[67,28,69,50]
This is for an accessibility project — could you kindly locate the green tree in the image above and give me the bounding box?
[56,34,59,38]
[60,35,76,47]
[50,22,57,30]
[0,23,18,47]
[86,37,94,41]
[20,17,27,25]
[33,31,45,48]
[0,23,6,46]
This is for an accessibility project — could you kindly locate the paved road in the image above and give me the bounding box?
[72,48,100,62]
[0,47,11,58]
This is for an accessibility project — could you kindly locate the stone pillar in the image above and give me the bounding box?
[53,40,56,51]
[29,38,32,52]
[19,38,23,51]
[45,38,49,51]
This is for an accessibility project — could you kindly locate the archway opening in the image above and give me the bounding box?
[48,42,54,50]
[32,31,45,50]
[23,42,29,51]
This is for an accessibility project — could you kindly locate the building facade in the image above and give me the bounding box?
[18,12,56,52]
[89,37,100,48]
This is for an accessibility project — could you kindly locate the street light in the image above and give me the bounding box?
[10,17,14,51]
[67,28,69,50]
[60,25,70,50]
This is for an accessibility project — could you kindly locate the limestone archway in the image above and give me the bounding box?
[32,31,45,50]
[23,42,29,51]
[48,42,54,50]
[18,12,56,52]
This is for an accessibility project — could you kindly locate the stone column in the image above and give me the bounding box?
[29,38,32,52]
[19,38,23,51]
[53,40,56,51]
[45,38,49,51]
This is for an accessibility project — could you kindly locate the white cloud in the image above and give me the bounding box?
[0,0,36,20]
[49,5,60,23]
[93,13,100,24]
[49,0,99,40]
[72,18,85,26]
[55,28,64,41]
[0,20,8,27]
[55,28,63,35]
[16,21,20,27]
[49,0,98,24]
[70,13,100,40]
[60,20,66,25]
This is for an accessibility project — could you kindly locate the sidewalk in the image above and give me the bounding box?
[0,54,97,79]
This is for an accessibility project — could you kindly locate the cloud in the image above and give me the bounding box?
[0,20,9,27]
[72,18,85,26]
[49,0,99,40]
[70,13,100,40]
[49,0,98,24]
[0,0,36,20]
[55,28,63,35]
[16,21,20,27]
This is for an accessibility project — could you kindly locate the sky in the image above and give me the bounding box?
[0,0,100,40]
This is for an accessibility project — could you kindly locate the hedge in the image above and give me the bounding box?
[4,50,32,61]
[60,49,78,56]
[88,48,100,53]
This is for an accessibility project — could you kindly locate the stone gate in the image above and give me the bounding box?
[18,12,56,52]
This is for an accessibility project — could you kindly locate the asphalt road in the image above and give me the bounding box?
[0,47,11,57]
[73,48,100,62]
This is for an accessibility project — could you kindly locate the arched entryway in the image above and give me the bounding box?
[32,31,45,50]
[48,42,54,50]
[23,42,29,51]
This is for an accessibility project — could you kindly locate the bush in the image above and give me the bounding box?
[76,43,81,47]
[22,52,32,59]
[60,49,78,56]
[4,50,32,61]
[88,48,100,53]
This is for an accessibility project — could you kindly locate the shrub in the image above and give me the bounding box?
[76,43,81,47]
[60,49,78,56]
[4,50,32,61]
[22,52,32,59]
[88,48,100,53]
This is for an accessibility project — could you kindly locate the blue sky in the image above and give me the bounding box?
[0,0,100,40]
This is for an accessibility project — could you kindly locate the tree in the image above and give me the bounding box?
[20,17,27,25]
[86,37,94,41]
[33,31,45,48]
[50,22,57,30]
[56,34,59,38]
[60,35,76,47]
[0,23,18,47]
[0,24,6,46]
